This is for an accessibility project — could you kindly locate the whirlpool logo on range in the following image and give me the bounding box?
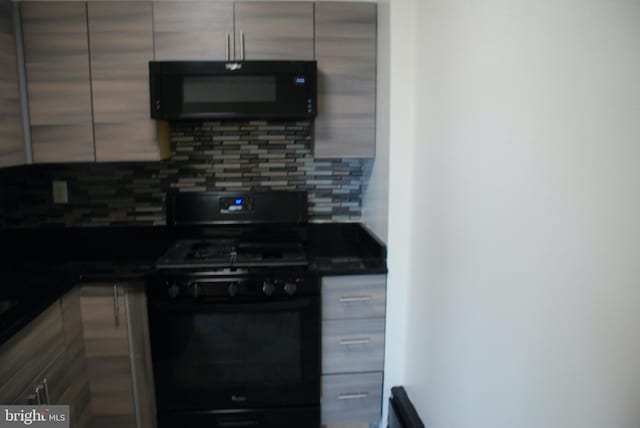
[0,406,69,427]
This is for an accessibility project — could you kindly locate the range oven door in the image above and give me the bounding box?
[147,294,320,412]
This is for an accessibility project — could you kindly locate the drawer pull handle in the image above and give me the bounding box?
[339,337,371,345]
[339,296,371,303]
[42,378,51,404]
[34,385,43,405]
[338,392,369,400]
[113,284,120,327]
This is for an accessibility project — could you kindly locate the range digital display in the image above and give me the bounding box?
[220,196,253,214]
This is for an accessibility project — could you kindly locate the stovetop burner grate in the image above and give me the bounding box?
[156,239,309,269]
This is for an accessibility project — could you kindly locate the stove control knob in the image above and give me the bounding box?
[168,283,180,299]
[284,281,297,296]
[228,282,239,297]
[262,280,275,296]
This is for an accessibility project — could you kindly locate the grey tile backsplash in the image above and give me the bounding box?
[0,120,369,228]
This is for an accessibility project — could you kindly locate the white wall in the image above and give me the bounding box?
[379,0,416,422]
[361,0,390,243]
[394,1,640,427]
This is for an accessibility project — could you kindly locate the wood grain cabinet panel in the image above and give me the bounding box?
[314,2,377,158]
[320,274,386,427]
[0,292,91,428]
[88,2,160,162]
[80,284,136,428]
[80,283,155,428]
[321,372,383,425]
[322,274,386,320]
[0,302,66,404]
[234,2,314,60]
[153,1,233,60]
[21,2,95,163]
[322,318,385,374]
[60,287,92,428]
[0,0,25,167]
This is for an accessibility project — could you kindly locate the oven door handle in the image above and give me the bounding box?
[218,417,259,427]
[149,297,314,313]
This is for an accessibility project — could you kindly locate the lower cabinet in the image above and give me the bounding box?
[0,283,155,428]
[0,289,91,427]
[0,301,66,405]
[321,274,387,428]
[79,282,156,428]
[59,287,92,427]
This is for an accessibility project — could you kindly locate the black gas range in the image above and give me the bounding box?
[146,191,320,428]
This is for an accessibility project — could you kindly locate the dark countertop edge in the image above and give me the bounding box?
[316,266,388,276]
[0,269,153,349]
[0,281,75,348]
[0,262,387,348]
[0,222,387,347]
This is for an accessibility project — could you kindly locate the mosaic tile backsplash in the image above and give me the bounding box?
[0,120,369,228]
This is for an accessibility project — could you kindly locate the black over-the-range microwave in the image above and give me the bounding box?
[149,60,317,120]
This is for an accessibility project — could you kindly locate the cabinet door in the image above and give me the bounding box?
[21,2,95,163]
[88,2,160,162]
[80,284,136,428]
[0,0,25,167]
[60,287,92,428]
[153,1,233,60]
[314,2,376,158]
[234,2,314,60]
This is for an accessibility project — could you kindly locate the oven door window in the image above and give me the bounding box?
[148,298,319,411]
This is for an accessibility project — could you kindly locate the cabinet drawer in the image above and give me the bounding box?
[322,275,386,320]
[321,372,383,425]
[322,318,384,374]
[0,302,65,404]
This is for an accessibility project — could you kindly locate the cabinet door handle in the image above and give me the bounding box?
[240,31,245,60]
[339,295,372,303]
[339,337,371,346]
[225,32,231,61]
[338,391,369,400]
[113,284,120,327]
[42,378,51,404]
[34,385,43,405]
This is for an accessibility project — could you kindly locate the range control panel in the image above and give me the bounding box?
[220,196,254,214]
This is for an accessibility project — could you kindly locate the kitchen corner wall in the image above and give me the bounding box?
[0,120,368,228]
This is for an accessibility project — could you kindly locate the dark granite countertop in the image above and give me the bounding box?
[0,223,386,347]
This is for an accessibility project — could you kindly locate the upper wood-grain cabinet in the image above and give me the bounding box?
[20,2,166,164]
[21,2,95,163]
[0,0,25,168]
[314,2,377,158]
[88,2,160,162]
[153,2,233,60]
[152,2,313,61]
[234,2,314,60]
